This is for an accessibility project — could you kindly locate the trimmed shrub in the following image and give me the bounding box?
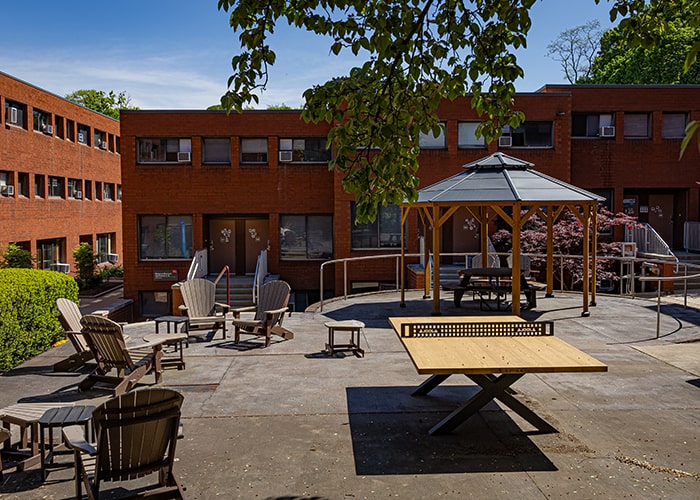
[0,268,79,373]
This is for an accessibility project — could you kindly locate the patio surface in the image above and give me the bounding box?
[1,289,699,499]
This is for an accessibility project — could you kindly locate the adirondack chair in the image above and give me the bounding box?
[0,427,9,479]
[232,280,294,347]
[63,388,185,500]
[54,298,94,372]
[178,278,229,339]
[78,315,164,396]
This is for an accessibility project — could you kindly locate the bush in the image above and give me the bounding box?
[0,268,79,373]
[0,243,35,269]
[73,242,102,290]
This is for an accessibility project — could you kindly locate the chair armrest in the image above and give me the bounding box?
[231,306,256,319]
[178,304,189,316]
[264,306,289,317]
[62,425,96,456]
[214,302,230,314]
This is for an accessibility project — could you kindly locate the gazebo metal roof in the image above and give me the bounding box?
[401,152,604,316]
[416,152,605,204]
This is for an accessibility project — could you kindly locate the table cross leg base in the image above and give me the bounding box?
[413,373,557,436]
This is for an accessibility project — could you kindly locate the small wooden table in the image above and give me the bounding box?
[39,405,94,481]
[143,333,188,370]
[324,320,365,357]
[389,316,607,435]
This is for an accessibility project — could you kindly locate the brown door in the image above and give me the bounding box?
[244,219,269,274]
[648,194,674,247]
[208,219,236,275]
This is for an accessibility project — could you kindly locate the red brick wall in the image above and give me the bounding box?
[0,72,122,270]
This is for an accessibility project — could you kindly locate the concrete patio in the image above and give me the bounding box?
[1,289,699,499]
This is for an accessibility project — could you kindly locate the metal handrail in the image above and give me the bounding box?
[212,265,230,306]
[640,272,700,338]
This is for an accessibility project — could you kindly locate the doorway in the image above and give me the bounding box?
[648,194,674,247]
[207,218,269,275]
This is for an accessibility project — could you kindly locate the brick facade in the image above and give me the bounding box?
[120,85,700,317]
[0,72,123,273]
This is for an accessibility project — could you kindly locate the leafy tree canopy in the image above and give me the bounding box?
[216,0,693,222]
[65,89,138,120]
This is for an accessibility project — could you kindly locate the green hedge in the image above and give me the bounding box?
[0,268,79,373]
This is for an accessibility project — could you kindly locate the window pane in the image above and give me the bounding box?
[203,138,231,163]
[624,113,649,138]
[458,122,483,147]
[307,216,333,259]
[662,113,686,138]
[139,215,193,259]
[280,215,307,259]
[241,138,268,163]
[419,123,446,148]
[379,205,401,248]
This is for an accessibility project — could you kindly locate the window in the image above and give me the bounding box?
[350,203,403,249]
[68,178,83,199]
[108,133,115,152]
[572,113,614,137]
[84,180,92,200]
[0,171,13,198]
[55,116,64,139]
[202,137,231,164]
[624,113,650,138]
[419,122,447,149]
[457,122,485,148]
[95,129,107,149]
[115,136,120,154]
[137,138,192,163]
[17,172,29,197]
[117,184,122,201]
[96,233,116,263]
[280,215,333,260]
[104,182,114,201]
[662,113,687,139]
[33,108,51,134]
[502,121,553,147]
[139,291,171,318]
[77,123,90,145]
[66,119,75,141]
[240,138,268,164]
[138,215,193,260]
[34,174,45,198]
[278,138,331,163]
[95,182,102,200]
[5,100,26,128]
[48,176,64,198]
[37,238,65,270]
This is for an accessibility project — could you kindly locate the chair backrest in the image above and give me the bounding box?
[471,254,500,268]
[57,298,89,352]
[255,280,291,325]
[92,388,183,484]
[507,254,532,277]
[179,278,216,317]
[80,314,135,372]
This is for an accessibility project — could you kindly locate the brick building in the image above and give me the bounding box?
[120,85,700,317]
[0,72,123,273]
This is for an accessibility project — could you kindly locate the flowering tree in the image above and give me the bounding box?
[491,207,639,290]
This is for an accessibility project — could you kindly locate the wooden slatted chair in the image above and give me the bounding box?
[232,280,294,347]
[54,298,94,372]
[78,315,163,396]
[0,427,10,479]
[63,388,185,500]
[178,278,229,340]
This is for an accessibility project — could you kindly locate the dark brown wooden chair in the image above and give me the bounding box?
[54,298,94,372]
[63,388,185,499]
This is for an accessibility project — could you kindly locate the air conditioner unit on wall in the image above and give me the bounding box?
[100,141,107,149]
[107,253,119,264]
[44,125,53,135]
[51,263,70,274]
[177,151,191,162]
[78,132,85,143]
[1,185,14,196]
[279,150,293,162]
[600,126,616,137]
[8,107,18,124]
[498,136,512,147]
[74,190,83,199]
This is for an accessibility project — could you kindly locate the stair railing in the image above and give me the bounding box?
[187,249,208,280]
[213,265,230,306]
[253,249,268,304]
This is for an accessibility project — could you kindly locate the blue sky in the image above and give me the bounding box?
[1,1,615,110]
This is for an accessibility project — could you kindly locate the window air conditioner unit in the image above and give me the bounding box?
[177,151,191,162]
[498,136,512,147]
[279,150,293,162]
[600,126,615,137]
[1,185,14,196]
[75,190,83,199]
[8,107,18,124]
[100,141,107,149]
[78,132,85,143]
[51,263,70,274]
[44,125,53,135]
[107,253,119,264]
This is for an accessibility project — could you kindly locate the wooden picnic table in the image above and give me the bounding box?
[389,316,607,435]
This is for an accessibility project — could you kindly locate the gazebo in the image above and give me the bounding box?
[400,152,606,316]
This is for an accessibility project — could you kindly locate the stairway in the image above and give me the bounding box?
[213,275,255,308]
